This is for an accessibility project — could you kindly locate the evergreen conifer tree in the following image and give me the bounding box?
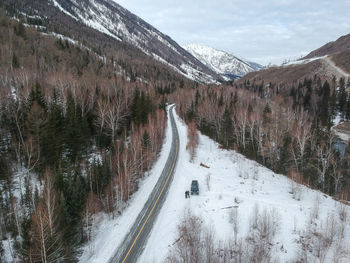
[220,108,233,148]
[142,130,151,149]
[42,89,64,168]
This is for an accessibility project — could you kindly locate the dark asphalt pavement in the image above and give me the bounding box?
[108,105,179,263]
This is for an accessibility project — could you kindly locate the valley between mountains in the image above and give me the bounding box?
[0,1,350,262]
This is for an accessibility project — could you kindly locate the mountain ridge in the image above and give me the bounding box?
[184,44,263,80]
[303,33,350,59]
[237,32,350,87]
[3,0,221,83]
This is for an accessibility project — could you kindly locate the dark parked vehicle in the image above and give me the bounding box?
[191,180,199,195]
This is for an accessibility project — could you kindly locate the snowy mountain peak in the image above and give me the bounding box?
[185,44,228,58]
[46,0,221,83]
[184,44,263,80]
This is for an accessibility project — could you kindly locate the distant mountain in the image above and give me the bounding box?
[3,0,221,83]
[237,33,350,87]
[303,33,350,59]
[184,44,263,80]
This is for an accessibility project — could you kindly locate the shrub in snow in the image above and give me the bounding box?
[253,165,259,181]
[246,206,281,263]
[234,197,242,204]
[309,196,321,225]
[298,212,350,262]
[228,208,239,244]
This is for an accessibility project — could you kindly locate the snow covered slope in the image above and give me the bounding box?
[139,110,350,262]
[79,107,350,262]
[184,44,263,80]
[46,0,220,83]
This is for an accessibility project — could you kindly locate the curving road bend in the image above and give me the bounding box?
[108,105,179,263]
[322,56,350,78]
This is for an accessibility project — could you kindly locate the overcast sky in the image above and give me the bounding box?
[115,0,350,66]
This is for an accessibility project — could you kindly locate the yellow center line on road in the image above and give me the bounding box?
[121,138,179,263]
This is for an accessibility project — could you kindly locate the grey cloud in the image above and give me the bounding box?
[115,0,350,65]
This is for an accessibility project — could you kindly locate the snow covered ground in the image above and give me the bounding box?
[332,114,350,142]
[282,55,327,66]
[78,106,173,263]
[80,107,350,262]
[139,110,350,262]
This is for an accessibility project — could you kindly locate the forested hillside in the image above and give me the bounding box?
[172,76,350,199]
[0,10,189,261]
[2,0,220,83]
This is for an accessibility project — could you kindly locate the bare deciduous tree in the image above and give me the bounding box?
[186,120,198,161]
[105,93,129,143]
[291,107,311,173]
[30,174,64,263]
[246,206,280,263]
[315,133,334,192]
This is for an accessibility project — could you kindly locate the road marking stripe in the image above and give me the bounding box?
[121,117,179,263]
